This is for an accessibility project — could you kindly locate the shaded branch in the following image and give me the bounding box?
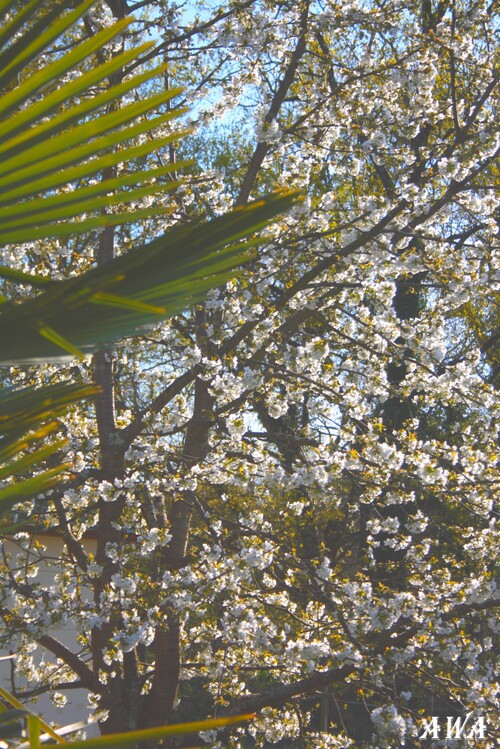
[36,634,95,690]
[224,664,354,715]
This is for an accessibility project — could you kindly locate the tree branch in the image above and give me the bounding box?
[237,1,311,205]
[224,664,355,715]
[37,635,95,690]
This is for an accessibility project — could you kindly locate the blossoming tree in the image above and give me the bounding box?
[2,1,499,747]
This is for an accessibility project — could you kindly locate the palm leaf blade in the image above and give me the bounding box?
[0,191,299,363]
[0,0,96,91]
[0,46,159,151]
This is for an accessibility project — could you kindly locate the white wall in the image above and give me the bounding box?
[0,535,100,737]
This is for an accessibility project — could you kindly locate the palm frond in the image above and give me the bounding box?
[0,191,297,363]
[0,0,187,242]
[0,0,299,360]
[0,383,99,513]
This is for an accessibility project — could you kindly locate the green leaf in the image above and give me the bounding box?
[0,205,175,245]
[0,2,187,244]
[0,191,300,363]
[0,16,133,121]
[0,59,169,155]
[0,464,72,512]
[89,293,166,314]
[0,0,299,525]
[0,423,61,464]
[0,439,67,481]
[0,266,52,287]
[0,383,99,448]
[0,688,64,744]
[0,161,187,225]
[27,715,41,749]
[0,107,186,199]
[0,0,97,92]
[0,177,182,233]
[57,714,255,749]
[38,325,86,359]
[0,382,100,518]
[0,0,42,50]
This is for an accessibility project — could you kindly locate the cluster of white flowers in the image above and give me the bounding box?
[1,0,498,745]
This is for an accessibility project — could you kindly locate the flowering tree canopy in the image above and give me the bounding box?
[1,1,499,747]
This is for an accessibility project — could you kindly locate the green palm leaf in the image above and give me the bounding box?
[0,1,185,240]
[0,190,297,363]
[0,1,96,90]
[0,383,99,513]
[0,382,99,450]
[0,0,298,349]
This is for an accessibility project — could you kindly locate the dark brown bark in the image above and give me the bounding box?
[89,3,135,724]
[132,10,313,706]
[140,376,215,728]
